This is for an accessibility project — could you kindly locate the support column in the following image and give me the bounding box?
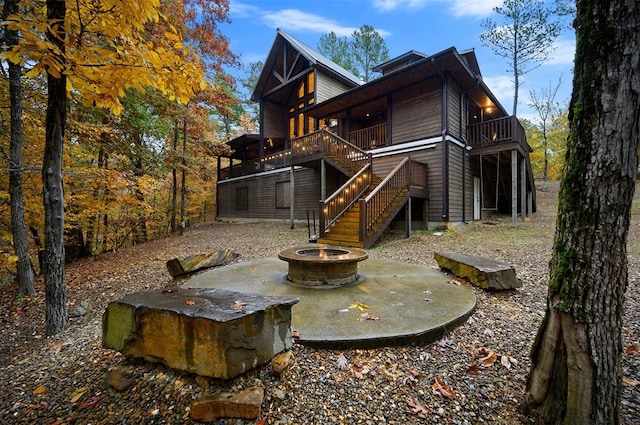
[406,197,412,238]
[290,166,295,229]
[520,156,527,219]
[511,149,518,227]
[320,159,326,201]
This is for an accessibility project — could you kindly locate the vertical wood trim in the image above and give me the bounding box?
[290,166,295,229]
[321,159,326,201]
[520,156,526,219]
[387,94,392,146]
[511,149,518,227]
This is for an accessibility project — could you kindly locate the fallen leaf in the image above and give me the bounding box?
[33,386,47,395]
[271,351,293,377]
[349,301,370,311]
[479,348,497,367]
[80,394,105,409]
[501,355,511,369]
[70,387,88,403]
[255,418,267,425]
[623,376,640,386]
[626,343,639,355]
[233,300,246,309]
[185,300,195,306]
[291,330,301,339]
[432,376,456,399]
[467,363,480,374]
[358,312,380,321]
[336,353,349,370]
[406,397,430,414]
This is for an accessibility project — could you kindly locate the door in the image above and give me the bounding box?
[473,176,481,220]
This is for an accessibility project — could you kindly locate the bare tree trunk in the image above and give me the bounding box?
[171,121,178,233]
[180,115,187,235]
[525,0,639,423]
[4,0,35,296]
[43,0,68,336]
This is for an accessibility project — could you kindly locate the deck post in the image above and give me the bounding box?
[290,166,295,229]
[320,159,326,201]
[406,197,412,238]
[520,156,526,219]
[511,149,518,227]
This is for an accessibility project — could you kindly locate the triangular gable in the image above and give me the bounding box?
[459,48,481,77]
[251,29,361,101]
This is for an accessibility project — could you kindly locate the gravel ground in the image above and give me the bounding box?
[1,181,638,424]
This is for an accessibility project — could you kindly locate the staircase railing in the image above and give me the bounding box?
[359,157,411,241]
[292,129,370,174]
[319,164,372,236]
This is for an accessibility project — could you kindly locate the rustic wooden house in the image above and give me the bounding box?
[216,29,536,248]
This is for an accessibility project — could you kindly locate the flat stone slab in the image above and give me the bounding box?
[185,256,476,349]
[102,288,299,379]
[434,252,522,290]
[166,248,238,277]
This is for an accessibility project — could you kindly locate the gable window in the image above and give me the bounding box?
[288,71,316,137]
[275,181,291,209]
[236,187,248,210]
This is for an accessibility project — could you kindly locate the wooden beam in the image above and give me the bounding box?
[290,166,295,229]
[520,156,526,219]
[511,149,517,227]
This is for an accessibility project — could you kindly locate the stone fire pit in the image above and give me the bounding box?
[278,245,368,287]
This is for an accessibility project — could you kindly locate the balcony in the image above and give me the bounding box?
[467,116,531,154]
[349,123,387,150]
[219,150,291,180]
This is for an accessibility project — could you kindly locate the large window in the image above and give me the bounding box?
[275,181,291,209]
[288,72,316,138]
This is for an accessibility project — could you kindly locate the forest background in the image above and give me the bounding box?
[0,0,568,285]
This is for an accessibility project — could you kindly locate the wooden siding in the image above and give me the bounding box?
[316,71,354,103]
[371,143,444,223]
[391,79,441,144]
[217,168,321,220]
[447,143,467,222]
[263,101,287,139]
[447,79,462,139]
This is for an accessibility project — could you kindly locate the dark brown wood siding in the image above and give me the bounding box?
[391,78,441,144]
[263,101,287,138]
[316,71,355,103]
[447,143,465,221]
[447,79,462,139]
[371,142,444,223]
[217,168,321,220]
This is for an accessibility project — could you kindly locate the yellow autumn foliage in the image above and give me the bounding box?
[2,0,207,116]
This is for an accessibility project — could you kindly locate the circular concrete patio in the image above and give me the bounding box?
[184,253,476,349]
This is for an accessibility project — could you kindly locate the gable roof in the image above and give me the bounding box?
[371,50,429,74]
[251,29,362,102]
[306,46,508,119]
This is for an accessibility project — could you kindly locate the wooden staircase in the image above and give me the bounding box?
[318,184,408,248]
[292,129,412,249]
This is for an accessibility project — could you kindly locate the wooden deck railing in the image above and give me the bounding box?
[292,129,371,174]
[359,157,410,240]
[349,123,387,150]
[320,164,372,234]
[467,116,528,150]
[219,150,291,180]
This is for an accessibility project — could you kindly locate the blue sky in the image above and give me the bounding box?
[220,0,575,122]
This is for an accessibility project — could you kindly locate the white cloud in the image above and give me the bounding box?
[546,38,576,66]
[372,0,499,17]
[229,1,262,18]
[448,0,502,18]
[482,75,515,110]
[260,8,391,38]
